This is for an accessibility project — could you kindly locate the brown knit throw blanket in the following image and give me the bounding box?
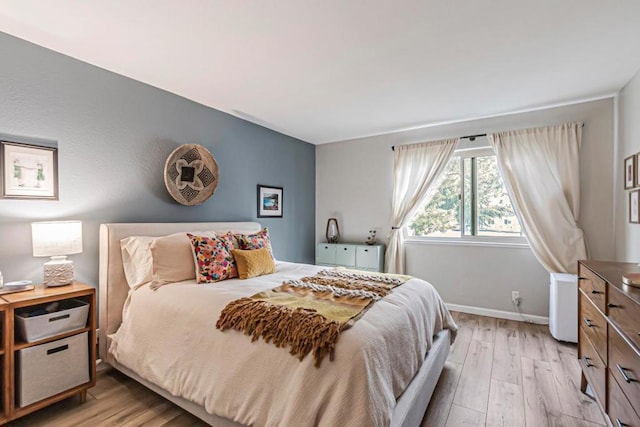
[216,269,410,366]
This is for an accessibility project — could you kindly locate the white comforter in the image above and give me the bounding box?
[109,262,456,427]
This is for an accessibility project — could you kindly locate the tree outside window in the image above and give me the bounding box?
[408,154,522,238]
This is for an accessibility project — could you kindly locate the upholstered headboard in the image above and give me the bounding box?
[98,222,262,363]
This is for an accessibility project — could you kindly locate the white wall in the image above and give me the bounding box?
[615,69,640,262]
[316,98,614,317]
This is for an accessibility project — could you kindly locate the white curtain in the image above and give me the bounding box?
[488,122,586,274]
[386,139,458,274]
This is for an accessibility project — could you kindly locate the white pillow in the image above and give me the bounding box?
[150,231,216,287]
[120,236,155,290]
[121,230,217,290]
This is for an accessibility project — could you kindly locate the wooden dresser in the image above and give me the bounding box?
[578,260,640,427]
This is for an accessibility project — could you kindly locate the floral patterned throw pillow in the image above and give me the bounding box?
[237,227,274,259]
[187,232,238,283]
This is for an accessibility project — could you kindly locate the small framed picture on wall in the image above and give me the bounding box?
[636,153,640,187]
[625,155,636,189]
[0,141,58,200]
[631,190,640,224]
[257,184,283,218]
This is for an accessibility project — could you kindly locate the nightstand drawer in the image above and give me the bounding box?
[578,264,606,312]
[580,290,607,363]
[335,245,356,267]
[16,332,90,407]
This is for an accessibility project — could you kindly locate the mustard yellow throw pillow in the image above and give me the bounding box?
[231,248,276,279]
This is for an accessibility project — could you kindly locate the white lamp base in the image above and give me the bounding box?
[43,256,74,287]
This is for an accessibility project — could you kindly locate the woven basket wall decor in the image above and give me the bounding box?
[164,144,219,206]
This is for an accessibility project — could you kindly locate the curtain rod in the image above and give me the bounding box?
[390,123,584,151]
[391,133,486,151]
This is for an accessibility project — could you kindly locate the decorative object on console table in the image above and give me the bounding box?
[31,221,83,287]
[365,229,377,245]
[0,141,58,200]
[257,184,283,218]
[1,283,96,421]
[164,144,219,206]
[624,154,636,189]
[577,260,640,426]
[630,190,639,224]
[325,218,340,243]
[316,243,385,272]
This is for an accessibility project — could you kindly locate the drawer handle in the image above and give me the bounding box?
[616,364,634,383]
[607,303,618,308]
[49,314,70,322]
[583,318,593,328]
[591,290,602,295]
[344,248,347,251]
[47,344,69,355]
[616,419,625,427]
[364,249,368,252]
[578,277,586,280]
[582,356,593,368]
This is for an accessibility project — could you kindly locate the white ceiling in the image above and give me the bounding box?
[1,1,639,144]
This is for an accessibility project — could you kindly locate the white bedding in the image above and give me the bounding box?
[109,262,457,427]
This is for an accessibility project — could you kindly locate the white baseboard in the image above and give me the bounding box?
[446,303,549,325]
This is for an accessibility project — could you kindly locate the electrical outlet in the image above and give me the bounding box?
[512,291,520,306]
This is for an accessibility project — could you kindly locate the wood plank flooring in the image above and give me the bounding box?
[7,312,604,426]
[422,312,605,427]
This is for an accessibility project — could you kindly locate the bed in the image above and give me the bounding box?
[99,222,456,427]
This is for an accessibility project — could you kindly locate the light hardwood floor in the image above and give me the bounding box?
[8,312,605,426]
[422,312,605,427]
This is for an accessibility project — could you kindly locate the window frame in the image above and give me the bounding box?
[404,141,528,248]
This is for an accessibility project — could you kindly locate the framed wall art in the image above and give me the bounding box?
[636,153,640,188]
[624,154,636,189]
[1,141,58,200]
[631,190,639,224]
[257,184,283,218]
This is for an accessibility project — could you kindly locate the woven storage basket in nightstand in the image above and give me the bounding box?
[16,332,90,407]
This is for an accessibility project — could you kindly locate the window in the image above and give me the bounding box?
[407,143,523,242]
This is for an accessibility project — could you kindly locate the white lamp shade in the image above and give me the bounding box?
[32,221,83,257]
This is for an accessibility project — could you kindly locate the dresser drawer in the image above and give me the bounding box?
[609,324,640,417]
[608,286,640,350]
[579,264,607,312]
[335,244,356,267]
[316,244,336,265]
[580,290,608,363]
[579,325,606,405]
[608,371,640,427]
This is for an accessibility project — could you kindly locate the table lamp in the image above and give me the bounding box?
[31,220,83,287]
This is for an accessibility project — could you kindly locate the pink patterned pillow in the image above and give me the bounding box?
[237,227,274,259]
[187,232,238,283]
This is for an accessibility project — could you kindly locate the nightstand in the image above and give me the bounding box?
[0,300,8,424]
[0,283,96,422]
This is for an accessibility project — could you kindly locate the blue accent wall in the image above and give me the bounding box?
[0,32,315,287]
